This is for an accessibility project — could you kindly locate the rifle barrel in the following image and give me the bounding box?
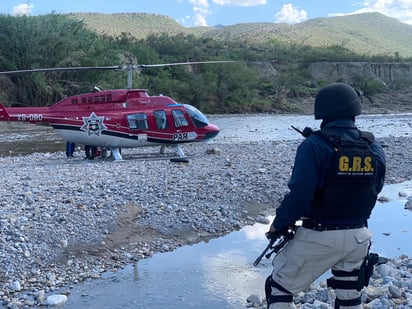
[253,239,275,266]
[253,229,295,266]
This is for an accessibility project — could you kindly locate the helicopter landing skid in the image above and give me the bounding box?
[159,145,185,156]
[169,145,189,163]
[110,145,192,162]
[111,148,123,161]
[122,153,193,162]
[158,145,190,163]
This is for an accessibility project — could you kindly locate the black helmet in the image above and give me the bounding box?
[314,83,361,120]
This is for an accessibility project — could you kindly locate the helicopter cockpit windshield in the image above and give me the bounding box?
[184,104,210,128]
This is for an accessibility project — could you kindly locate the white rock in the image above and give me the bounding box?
[364,298,383,308]
[46,294,67,306]
[9,280,21,291]
[35,290,46,302]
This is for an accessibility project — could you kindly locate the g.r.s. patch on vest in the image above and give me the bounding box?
[291,126,379,220]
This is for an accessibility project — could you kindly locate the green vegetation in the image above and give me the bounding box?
[0,13,411,113]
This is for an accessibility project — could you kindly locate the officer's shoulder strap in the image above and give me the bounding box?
[310,129,340,146]
[311,129,375,145]
[359,130,375,144]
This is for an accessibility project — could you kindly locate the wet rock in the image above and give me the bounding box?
[377,195,390,202]
[405,196,412,210]
[246,294,262,307]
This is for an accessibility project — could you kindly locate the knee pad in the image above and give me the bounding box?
[265,275,293,308]
[328,269,363,308]
[327,269,363,291]
[334,296,362,308]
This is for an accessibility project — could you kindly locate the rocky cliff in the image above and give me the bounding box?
[292,62,412,114]
[308,62,412,90]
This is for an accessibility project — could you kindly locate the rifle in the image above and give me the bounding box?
[291,125,314,138]
[253,227,296,266]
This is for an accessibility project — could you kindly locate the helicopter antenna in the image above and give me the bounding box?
[126,65,135,89]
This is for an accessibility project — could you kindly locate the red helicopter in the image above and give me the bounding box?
[0,62,228,161]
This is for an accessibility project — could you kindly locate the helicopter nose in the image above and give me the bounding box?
[204,124,220,140]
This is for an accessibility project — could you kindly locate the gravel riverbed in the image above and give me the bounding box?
[0,135,411,308]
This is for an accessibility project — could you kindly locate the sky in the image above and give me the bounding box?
[2,0,412,27]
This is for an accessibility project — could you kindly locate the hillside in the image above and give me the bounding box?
[69,12,412,58]
[202,13,412,58]
[293,13,412,57]
[67,12,213,39]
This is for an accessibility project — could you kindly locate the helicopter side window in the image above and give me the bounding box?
[154,110,168,130]
[172,109,189,128]
[127,113,148,130]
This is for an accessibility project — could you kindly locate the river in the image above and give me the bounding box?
[1,113,411,156]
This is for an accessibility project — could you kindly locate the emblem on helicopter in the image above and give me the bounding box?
[80,112,107,136]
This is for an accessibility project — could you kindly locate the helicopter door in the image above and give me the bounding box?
[153,110,169,129]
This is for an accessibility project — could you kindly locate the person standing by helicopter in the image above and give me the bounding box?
[84,144,98,160]
[65,141,76,158]
[265,83,386,308]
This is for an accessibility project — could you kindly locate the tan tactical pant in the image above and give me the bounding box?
[268,226,371,309]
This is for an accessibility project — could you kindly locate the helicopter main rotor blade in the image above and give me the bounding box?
[0,61,236,75]
[0,61,236,89]
[0,66,122,75]
[138,60,236,68]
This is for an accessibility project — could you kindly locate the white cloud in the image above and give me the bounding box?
[13,3,33,16]
[212,0,266,6]
[189,0,210,7]
[332,0,412,25]
[187,0,266,26]
[189,0,210,26]
[274,3,307,24]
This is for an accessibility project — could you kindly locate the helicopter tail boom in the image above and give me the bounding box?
[0,102,10,121]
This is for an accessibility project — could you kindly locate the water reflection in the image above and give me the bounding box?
[63,229,271,309]
[369,180,412,258]
[62,181,411,309]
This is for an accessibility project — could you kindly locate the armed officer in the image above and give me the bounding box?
[266,83,386,308]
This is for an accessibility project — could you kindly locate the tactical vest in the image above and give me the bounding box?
[310,129,378,221]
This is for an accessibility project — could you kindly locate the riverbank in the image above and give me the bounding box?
[0,135,411,307]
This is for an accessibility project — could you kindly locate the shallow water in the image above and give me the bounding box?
[1,113,411,156]
[210,113,412,144]
[61,182,411,309]
[0,122,64,156]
